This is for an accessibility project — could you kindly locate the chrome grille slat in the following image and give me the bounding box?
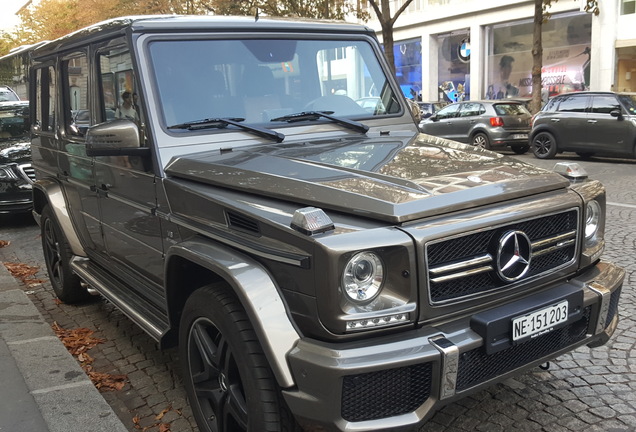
[426,209,579,304]
[17,163,36,184]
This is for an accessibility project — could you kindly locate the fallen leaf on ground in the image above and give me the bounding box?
[155,405,172,421]
[0,240,10,248]
[3,262,46,285]
[51,322,128,391]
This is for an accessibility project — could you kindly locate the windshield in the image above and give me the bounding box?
[0,88,20,102]
[148,37,401,130]
[0,102,30,145]
[618,94,636,114]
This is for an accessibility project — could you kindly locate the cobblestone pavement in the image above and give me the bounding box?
[0,152,634,432]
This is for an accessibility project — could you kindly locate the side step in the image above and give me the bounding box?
[70,256,169,342]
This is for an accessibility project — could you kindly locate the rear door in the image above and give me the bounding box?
[455,102,483,143]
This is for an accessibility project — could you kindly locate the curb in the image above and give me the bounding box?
[0,264,128,432]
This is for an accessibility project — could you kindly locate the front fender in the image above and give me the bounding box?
[32,178,86,257]
[166,238,300,388]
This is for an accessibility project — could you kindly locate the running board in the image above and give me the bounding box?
[70,256,168,342]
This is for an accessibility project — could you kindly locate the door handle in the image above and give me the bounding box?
[550,119,560,122]
[587,120,597,124]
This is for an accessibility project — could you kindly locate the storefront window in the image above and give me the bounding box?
[437,30,470,102]
[394,38,422,101]
[623,0,635,14]
[486,13,591,99]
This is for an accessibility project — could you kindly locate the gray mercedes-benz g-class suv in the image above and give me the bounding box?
[28,15,623,432]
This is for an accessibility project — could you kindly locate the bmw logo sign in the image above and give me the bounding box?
[459,39,471,63]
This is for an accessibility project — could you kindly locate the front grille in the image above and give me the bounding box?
[456,306,591,392]
[427,209,578,304]
[17,163,36,183]
[341,362,432,422]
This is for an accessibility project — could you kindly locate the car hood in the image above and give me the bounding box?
[165,133,569,223]
[0,139,31,164]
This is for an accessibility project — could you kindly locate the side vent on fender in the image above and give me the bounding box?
[226,211,261,235]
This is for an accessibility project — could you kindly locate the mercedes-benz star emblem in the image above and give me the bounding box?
[497,230,532,282]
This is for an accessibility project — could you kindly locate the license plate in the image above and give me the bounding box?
[512,133,528,140]
[512,300,568,342]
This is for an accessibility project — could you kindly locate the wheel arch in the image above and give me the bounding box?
[165,237,300,388]
[32,179,86,257]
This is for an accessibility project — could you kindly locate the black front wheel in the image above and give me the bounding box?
[179,283,297,432]
[532,131,558,159]
[40,205,89,303]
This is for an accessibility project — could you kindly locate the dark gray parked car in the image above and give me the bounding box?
[0,100,34,213]
[419,100,532,154]
[21,15,624,432]
[530,91,636,159]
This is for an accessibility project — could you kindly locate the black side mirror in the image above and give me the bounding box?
[609,109,622,118]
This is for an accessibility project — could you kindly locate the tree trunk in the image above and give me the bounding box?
[530,0,544,114]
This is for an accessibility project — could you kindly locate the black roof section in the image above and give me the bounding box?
[31,15,376,58]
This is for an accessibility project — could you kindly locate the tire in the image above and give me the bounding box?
[472,133,491,150]
[179,284,297,432]
[532,131,558,159]
[512,145,529,155]
[576,152,595,159]
[41,205,89,303]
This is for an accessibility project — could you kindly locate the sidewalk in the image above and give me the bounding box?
[0,264,128,432]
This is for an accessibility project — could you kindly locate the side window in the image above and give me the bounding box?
[436,104,460,119]
[556,95,588,113]
[98,47,140,124]
[591,95,621,114]
[63,53,89,136]
[459,102,481,117]
[34,66,56,132]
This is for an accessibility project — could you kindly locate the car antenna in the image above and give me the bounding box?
[255,8,259,21]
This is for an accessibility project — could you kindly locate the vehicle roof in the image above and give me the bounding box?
[445,100,524,105]
[551,91,634,97]
[32,15,376,58]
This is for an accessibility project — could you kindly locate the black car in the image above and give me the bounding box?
[0,100,34,213]
[419,100,532,153]
[530,91,636,159]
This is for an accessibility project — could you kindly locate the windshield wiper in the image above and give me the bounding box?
[270,111,369,134]
[168,117,285,143]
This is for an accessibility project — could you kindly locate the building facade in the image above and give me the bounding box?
[361,0,636,102]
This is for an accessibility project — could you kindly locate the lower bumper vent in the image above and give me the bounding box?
[341,362,432,422]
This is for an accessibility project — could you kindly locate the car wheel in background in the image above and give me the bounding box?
[532,131,558,159]
[472,133,491,150]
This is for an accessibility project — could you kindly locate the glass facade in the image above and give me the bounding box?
[394,38,422,100]
[486,13,592,99]
[437,30,470,102]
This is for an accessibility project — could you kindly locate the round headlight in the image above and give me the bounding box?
[342,252,384,302]
[585,200,601,240]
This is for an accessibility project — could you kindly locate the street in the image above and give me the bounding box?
[0,151,634,432]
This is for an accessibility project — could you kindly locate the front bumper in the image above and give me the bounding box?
[283,261,624,432]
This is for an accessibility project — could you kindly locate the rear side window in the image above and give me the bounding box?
[590,95,621,114]
[556,95,588,113]
[493,103,529,116]
[459,102,483,117]
[34,66,56,132]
